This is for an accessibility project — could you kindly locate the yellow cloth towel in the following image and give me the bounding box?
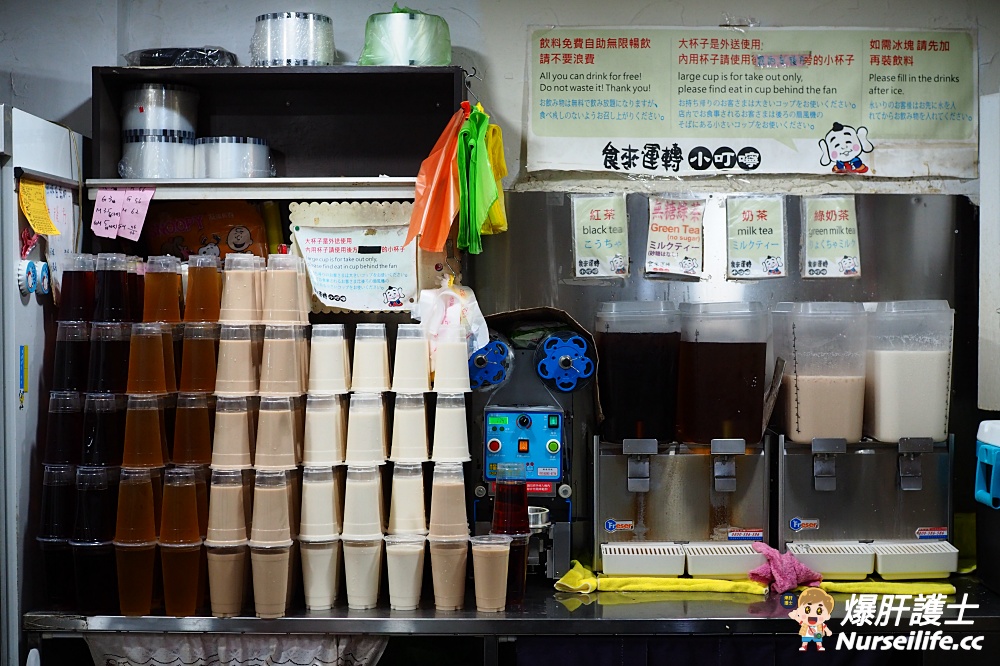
[596,591,765,606]
[554,560,768,595]
[481,121,508,235]
[554,560,598,593]
[813,579,956,595]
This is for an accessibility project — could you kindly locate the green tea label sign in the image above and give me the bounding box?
[529,27,976,178]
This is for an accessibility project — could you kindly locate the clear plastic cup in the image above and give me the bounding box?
[44,391,83,465]
[259,325,303,395]
[345,393,387,464]
[184,255,222,323]
[206,469,248,546]
[428,462,469,538]
[143,255,182,323]
[429,536,468,610]
[432,325,471,392]
[300,466,342,541]
[389,462,427,535]
[342,536,383,610]
[262,255,301,324]
[389,393,429,462]
[87,322,131,394]
[385,534,426,610]
[471,534,512,612]
[122,395,165,468]
[70,466,119,545]
[207,544,248,617]
[308,324,351,393]
[212,396,253,469]
[126,322,167,394]
[303,394,347,465]
[160,323,179,393]
[172,393,213,465]
[159,467,202,546]
[216,323,257,395]
[300,538,341,611]
[39,464,76,540]
[94,252,130,323]
[392,324,430,392]
[250,469,293,547]
[220,253,260,324]
[179,322,219,392]
[431,393,471,462]
[351,323,390,391]
[254,396,297,470]
[53,321,90,391]
[342,465,385,539]
[251,544,291,618]
[114,468,157,546]
[57,252,96,323]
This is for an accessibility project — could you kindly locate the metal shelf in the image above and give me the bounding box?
[85,177,417,201]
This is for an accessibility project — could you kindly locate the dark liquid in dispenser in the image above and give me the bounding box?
[53,340,90,391]
[506,539,528,606]
[675,341,767,445]
[492,480,529,535]
[94,269,129,322]
[58,270,95,322]
[596,331,680,442]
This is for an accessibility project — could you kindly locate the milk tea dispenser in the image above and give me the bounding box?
[595,301,771,578]
[778,300,958,580]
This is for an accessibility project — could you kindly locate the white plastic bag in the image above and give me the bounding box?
[411,277,490,371]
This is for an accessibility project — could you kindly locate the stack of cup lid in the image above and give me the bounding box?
[204,468,250,617]
[158,467,206,617]
[249,469,295,618]
[119,83,198,179]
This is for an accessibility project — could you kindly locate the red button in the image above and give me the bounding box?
[487,439,501,453]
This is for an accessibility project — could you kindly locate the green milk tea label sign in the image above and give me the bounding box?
[802,195,861,278]
[726,196,786,279]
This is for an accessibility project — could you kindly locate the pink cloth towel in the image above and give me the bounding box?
[749,542,822,594]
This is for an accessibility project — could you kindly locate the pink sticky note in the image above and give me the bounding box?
[117,187,154,242]
[91,188,122,239]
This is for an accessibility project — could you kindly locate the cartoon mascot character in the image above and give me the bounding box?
[819,122,874,174]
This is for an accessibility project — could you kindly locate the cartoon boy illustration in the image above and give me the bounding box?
[227,225,254,253]
[819,122,874,174]
[789,588,834,652]
[762,255,783,275]
[609,254,627,275]
[383,286,405,307]
[679,256,699,275]
[839,255,859,275]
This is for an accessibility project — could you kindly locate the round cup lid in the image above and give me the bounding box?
[256,11,332,22]
[196,136,268,146]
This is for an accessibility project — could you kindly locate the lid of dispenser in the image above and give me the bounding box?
[978,421,1000,447]
[773,301,866,315]
[875,300,953,313]
[595,301,678,333]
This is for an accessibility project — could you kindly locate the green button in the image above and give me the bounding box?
[546,439,560,454]
[548,415,560,428]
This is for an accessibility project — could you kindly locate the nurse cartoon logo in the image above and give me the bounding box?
[762,255,784,275]
[226,225,254,253]
[383,286,405,308]
[679,256,700,275]
[789,588,835,651]
[609,254,627,275]
[819,122,874,174]
[838,255,860,275]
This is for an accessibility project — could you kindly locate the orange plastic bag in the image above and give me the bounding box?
[406,102,470,252]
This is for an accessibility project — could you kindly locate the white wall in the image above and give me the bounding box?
[1,0,997,186]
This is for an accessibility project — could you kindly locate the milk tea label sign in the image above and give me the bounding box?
[645,196,705,276]
[572,194,629,278]
[802,196,861,278]
[726,196,786,279]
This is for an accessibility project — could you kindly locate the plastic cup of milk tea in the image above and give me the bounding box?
[351,323,390,392]
[308,324,351,393]
[389,462,427,535]
[262,255,302,324]
[428,462,468,538]
[432,325,471,392]
[342,536,383,610]
[341,465,385,539]
[303,394,347,465]
[259,325,303,395]
[300,537,341,611]
[471,534,512,612]
[220,254,260,323]
[392,324,430,392]
[299,466,342,540]
[429,536,468,610]
[385,534,426,610]
[345,393,388,465]
[254,397,297,470]
[216,324,257,395]
[211,396,253,469]
[431,393,471,462]
[389,393,429,462]
[249,469,293,546]
[205,469,249,617]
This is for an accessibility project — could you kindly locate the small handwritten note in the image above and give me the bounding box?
[117,188,153,241]
[18,179,61,235]
[92,187,154,239]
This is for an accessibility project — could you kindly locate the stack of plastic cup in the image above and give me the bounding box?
[184,255,222,324]
[428,462,469,610]
[431,393,472,462]
[249,469,294,618]
[342,465,385,609]
[113,468,157,616]
[389,394,429,462]
[345,393,388,464]
[216,324,257,396]
[212,396,254,469]
[388,462,426,535]
[432,325,471,392]
[303,395,347,465]
[37,465,77,609]
[69,466,120,615]
[299,466,342,610]
[392,324,430,392]
[219,254,260,324]
[491,462,530,608]
[56,252,96,324]
[205,469,249,617]
[352,323,390,391]
[308,324,350,394]
[158,467,203,617]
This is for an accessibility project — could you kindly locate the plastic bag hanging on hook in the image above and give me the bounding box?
[410,276,490,374]
[456,104,497,255]
[405,102,469,252]
[481,118,508,236]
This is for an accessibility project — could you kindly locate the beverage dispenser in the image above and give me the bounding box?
[595,301,772,578]
[776,300,958,580]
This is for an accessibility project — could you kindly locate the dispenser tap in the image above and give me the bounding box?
[898,437,933,491]
[811,438,847,492]
[711,439,746,493]
[623,438,657,493]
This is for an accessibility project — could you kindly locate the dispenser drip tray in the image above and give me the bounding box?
[600,542,685,577]
[683,542,766,580]
[787,541,875,580]
[871,541,959,580]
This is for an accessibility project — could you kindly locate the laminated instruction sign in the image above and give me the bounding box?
[802,195,861,277]
[572,194,629,277]
[529,27,976,177]
[295,226,417,312]
[645,196,705,275]
[726,196,786,279]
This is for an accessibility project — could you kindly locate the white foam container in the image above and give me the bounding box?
[600,542,685,577]
[683,542,766,579]
[871,540,958,580]
[786,541,875,580]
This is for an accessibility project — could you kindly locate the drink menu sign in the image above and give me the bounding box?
[801,195,861,278]
[528,27,976,177]
[644,196,705,276]
[572,194,629,278]
[726,196,786,279]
